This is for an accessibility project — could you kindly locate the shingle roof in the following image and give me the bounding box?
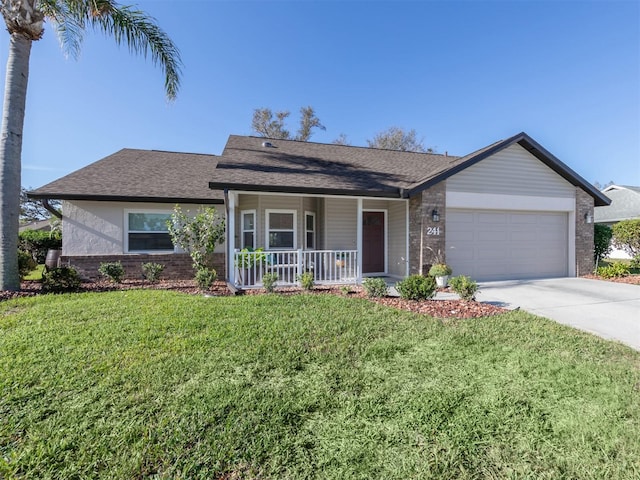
[28,132,610,208]
[29,148,223,204]
[208,133,610,206]
[595,185,640,223]
[208,135,465,198]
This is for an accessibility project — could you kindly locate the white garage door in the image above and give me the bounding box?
[446,209,568,281]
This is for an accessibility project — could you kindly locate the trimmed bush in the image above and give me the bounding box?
[596,262,629,279]
[594,224,612,262]
[262,272,278,293]
[98,262,125,283]
[141,262,165,284]
[630,255,640,270]
[41,266,81,293]
[362,277,388,298]
[297,272,314,290]
[195,267,217,291]
[18,250,37,279]
[18,229,62,264]
[396,275,436,301]
[449,275,479,301]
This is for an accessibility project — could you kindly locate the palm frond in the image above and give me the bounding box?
[38,0,182,100]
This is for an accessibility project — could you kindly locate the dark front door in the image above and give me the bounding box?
[362,211,385,273]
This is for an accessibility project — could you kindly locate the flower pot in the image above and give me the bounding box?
[435,275,449,287]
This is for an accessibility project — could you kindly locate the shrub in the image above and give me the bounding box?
[262,272,278,293]
[428,263,452,277]
[362,277,388,298]
[340,285,352,296]
[18,250,37,279]
[18,229,62,263]
[612,219,640,258]
[141,262,165,284]
[449,275,479,301]
[41,266,81,293]
[630,255,640,270]
[596,262,629,279]
[297,272,314,290]
[396,275,436,301]
[594,224,612,263]
[98,262,125,283]
[195,267,217,291]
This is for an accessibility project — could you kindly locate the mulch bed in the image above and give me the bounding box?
[0,280,509,319]
[582,274,640,285]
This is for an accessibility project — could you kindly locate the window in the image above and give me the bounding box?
[305,211,315,250]
[126,211,173,252]
[266,209,296,249]
[241,210,256,249]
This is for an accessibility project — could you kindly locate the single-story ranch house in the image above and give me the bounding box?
[29,132,610,287]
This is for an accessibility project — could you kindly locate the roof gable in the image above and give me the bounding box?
[406,132,611,206]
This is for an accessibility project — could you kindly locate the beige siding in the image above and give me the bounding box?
[363,199,389,210]
[324,198,357,250]
[63,201,225,256]
[388,201,407,277]
[447,144,575,198]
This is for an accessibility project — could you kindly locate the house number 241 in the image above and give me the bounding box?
[427,226,441,236]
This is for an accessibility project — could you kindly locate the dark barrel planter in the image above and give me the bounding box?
[45,249,62,270]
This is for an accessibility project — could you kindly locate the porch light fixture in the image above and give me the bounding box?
[584,212,593,224]
[432,209,440,222]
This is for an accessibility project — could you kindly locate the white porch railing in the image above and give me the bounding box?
[233,249,358,288]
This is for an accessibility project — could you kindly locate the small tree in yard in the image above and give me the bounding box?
[167,206,225,288]
[611,219,640,259]
[594,224,612,265]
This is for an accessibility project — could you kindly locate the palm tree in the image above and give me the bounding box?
[0,0,182,289]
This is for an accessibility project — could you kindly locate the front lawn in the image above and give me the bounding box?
[1,291,639,479]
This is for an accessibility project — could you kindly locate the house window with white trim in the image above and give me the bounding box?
[126,211,173,252]
[305,212,315,250]
[241,210,256,249]
[266,209,296,249]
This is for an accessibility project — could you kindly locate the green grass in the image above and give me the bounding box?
[1,291,639,479]
[22,264,44,281]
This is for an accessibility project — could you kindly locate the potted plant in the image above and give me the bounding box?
[335,252,346,268]
[428,263,452,287]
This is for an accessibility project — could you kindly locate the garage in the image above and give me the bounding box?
[446,209,568,281]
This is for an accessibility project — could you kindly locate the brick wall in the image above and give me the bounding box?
[408,182,446,275]
[575,188,595,276]
[59,253,226,281]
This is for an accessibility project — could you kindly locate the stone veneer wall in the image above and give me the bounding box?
[408,182,446,275]
[575,187,595,276]
[60,253,226,281]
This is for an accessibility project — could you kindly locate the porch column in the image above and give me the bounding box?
[226,191,236,285]
[357,198,363,282]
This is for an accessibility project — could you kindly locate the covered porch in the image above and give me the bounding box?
[225,192,409,288]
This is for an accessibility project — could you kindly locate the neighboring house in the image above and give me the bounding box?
[594,185,640,259]
[29,132,610,286]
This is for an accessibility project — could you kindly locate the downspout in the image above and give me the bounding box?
[41,199,62,219]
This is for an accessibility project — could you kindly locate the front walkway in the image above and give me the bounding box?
[476,277,640,351]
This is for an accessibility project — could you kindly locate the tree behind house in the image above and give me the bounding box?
[367,126,433,153]
[252,106,325,141]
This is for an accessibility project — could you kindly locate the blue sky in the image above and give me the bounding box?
[3,0,639,189]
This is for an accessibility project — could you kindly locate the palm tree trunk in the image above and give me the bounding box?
[0,33,32,290]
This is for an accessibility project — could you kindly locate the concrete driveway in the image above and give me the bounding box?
[475,277,640,351]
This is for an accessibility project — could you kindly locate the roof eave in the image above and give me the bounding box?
[209,182,402,199]
[27,192,224,205]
